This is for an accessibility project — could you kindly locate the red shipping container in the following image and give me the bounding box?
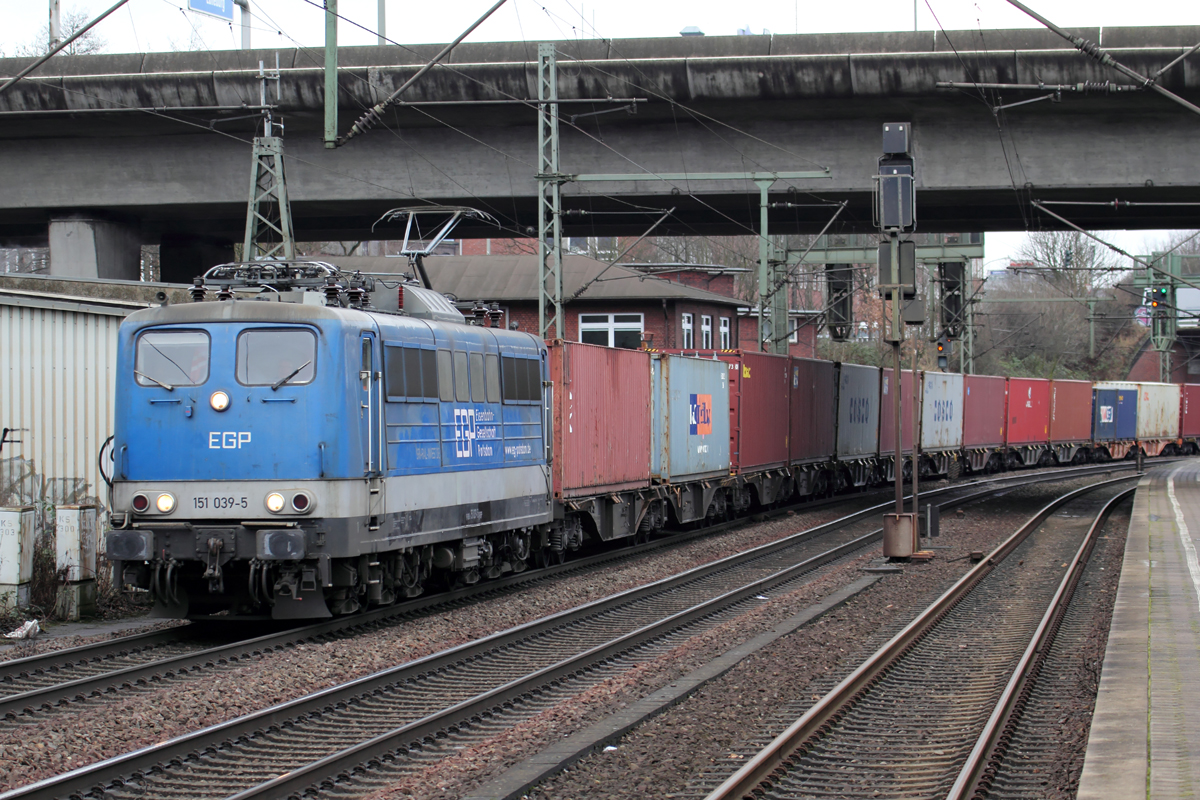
[1183,385,1200,437]
[789,357,836,464]
[878,369,914,456]
[963,375,1006,448]
[1049,379,1093,443]
[548,341,651,498]
[1007,378,1051,445]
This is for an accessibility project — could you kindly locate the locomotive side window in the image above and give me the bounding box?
[135,330,209,387]
[236,329,316,387]
[485,355,501,403]
[522,358,542,402]
[420,350,438,400]
[384,346,437,401]
[453,351,470,402]
[437,350,454,401]
[469,353,486,403]
[501,356,541,403]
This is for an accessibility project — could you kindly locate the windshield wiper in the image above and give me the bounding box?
[134,370,174,391]
[272,360,312,391]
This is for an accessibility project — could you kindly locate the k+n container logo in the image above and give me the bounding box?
[689,394,713,436]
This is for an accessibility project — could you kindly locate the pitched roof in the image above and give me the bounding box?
[320,254,746,308]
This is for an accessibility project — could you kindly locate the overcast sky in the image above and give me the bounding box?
[2,0,1195,263]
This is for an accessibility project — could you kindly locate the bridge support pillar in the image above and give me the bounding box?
[160,234,235,284]
[48,216,141,281]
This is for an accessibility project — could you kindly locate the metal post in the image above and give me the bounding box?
[1088,299,1096,360]
[234,0,251,50]
[378,0,386,45]
[966,299,975,374]
[537,43,563,339]
[756,179,773,352]
[49,0,61,51]
[891,232,903,514]
[324,0,338,148]
[911,348,920,542]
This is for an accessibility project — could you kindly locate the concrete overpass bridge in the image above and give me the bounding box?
[1,25,1198,280]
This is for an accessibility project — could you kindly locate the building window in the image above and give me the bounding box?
[700,315,712,349]
[719,317,731,349]
[579,313,644,349]
[681,313,694,349]
[789,318,799,344]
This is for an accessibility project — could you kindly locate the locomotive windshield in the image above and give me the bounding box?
[236,329,316,386]
[135,330,209,387]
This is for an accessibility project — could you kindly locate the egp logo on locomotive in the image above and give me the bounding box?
[689,394,713,436]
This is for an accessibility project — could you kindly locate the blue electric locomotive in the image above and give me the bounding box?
[106,263,553,619]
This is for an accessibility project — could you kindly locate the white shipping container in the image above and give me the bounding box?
[1136,382,1181,440]
[921,371,964,452]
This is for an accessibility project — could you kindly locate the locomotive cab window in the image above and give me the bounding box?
[236,329,316,386]
[136,330,210,387]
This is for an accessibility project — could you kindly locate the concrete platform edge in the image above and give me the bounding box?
[1077,473,1151,800]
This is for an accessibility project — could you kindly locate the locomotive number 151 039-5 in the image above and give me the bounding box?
[193,496,250,510]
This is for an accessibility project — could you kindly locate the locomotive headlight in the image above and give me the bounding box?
[131,493,150,513]
[210,390,230,412]
[155,493,176,513]
[265,492,286,513]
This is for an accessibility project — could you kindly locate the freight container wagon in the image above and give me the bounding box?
[962,375,1006,472]
[650,353,731,483]
[835,363,881,486]
[1135,382,1181,455]
[669,350,793,507]
[920,371,964,474]
[1007,378,1051,466]
[789,357,836,465]
[879,368,915,480]
[1092,381,1138,459]
[1181,384,1200,453]
[1049,379,1093,463]
[548,341,651,499]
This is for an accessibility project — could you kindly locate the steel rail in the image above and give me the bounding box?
[0,461,1134,720]
[946,485,1137,800]
[3,519,887,799]
[1,466,1132,800]
[702,474,1139,800]
[227,469,1147,799]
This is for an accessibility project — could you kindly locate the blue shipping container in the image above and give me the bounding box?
[651,354,731,482]
[1094,382,1138,441]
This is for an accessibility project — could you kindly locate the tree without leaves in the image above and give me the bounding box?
[17,8,106,57]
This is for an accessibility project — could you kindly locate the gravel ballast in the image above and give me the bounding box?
[0,476,1129,798]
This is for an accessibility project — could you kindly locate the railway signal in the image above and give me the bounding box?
[938,261,966,338]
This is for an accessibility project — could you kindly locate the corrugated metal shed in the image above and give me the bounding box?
[0,292,139,508]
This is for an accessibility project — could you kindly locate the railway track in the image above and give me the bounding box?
[0,461,1137,725]
[1,464,1141,800]
[699,476,1136,800]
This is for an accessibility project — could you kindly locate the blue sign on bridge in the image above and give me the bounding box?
[189,0,234,21]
